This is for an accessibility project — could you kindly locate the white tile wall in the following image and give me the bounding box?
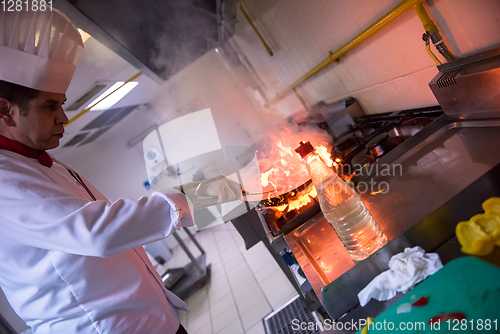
[432,0,500,53]
[232,0,500,115]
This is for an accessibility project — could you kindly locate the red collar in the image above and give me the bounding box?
[0,134,53,167]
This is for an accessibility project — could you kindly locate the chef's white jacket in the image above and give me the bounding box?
[0,150,194,334]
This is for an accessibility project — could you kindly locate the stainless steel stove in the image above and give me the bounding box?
[330,107,443,176]
[232,45,500,331]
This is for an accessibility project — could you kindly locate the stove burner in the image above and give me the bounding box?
[388,125,422,141]
[332,107,444,178]
[334,134,360,155]
[255,106,444,237]
[355,124,378,138]
[333,127,384,170]
[365,133,401,163]
[401,116,431,127]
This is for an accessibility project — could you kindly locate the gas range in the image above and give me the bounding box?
[253,104,446,239]
[330,106,444,180]
[232,44,500,332]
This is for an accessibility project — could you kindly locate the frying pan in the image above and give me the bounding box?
[258,179,315,208]
[365,133,401,163]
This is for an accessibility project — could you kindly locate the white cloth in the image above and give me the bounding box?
[0,150,194,334]
[357,246,443,307]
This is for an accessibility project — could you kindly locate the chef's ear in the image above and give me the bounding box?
[0,98,16,126]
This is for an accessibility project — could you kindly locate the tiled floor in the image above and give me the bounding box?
[163,223,298,334]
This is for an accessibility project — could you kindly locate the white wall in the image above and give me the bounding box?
[231,0,500,115]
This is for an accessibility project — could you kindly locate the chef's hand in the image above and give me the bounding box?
[175,176,242,209]
[196,176,242,203]
[152,188,195,231]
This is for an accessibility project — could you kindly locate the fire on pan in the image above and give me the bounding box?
[257,179,321,236]
[258,179,315,208]
[257,165,323,236]
[258,142,336,210]
[255,127,336,235]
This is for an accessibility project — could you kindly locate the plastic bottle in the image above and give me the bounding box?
[295,141,387,261]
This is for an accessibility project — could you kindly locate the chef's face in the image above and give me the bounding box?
[11,91,68,150]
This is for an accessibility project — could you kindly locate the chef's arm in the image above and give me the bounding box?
[0,173,194,258]
[66,192,194,257]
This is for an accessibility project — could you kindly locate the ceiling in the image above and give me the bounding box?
[55,0,238,82]
[55,34,161,151]
[52,0,239,151]
[66,0,218,80]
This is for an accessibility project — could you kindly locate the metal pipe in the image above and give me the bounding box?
[238,0,273,56]
[426,43,442,65]
[414,3,437,32]
[269,0,426,104]
[414,3,456,62]
[65,72,143,126]
[423,32,442,65]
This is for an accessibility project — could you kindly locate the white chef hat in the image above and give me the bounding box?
[0,8,84,94]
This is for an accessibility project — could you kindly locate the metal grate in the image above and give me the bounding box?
[78,127,112,146]
[60,105,140,150]
[264,295,321,334]
[436,68,462,87]
[80,105,137,131]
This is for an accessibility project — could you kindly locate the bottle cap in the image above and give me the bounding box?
[295,141,314,158]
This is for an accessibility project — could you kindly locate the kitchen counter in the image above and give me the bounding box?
[284,117,500,326]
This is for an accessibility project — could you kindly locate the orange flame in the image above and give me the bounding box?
[315,145,334,167]
[261,168,279,187]
[274,187,318,214]
[276,140,294,157]
[260,142,338,212]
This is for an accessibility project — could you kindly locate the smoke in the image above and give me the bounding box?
[150,46,278,148]
[146,6,335,195]
[151,1,219,80]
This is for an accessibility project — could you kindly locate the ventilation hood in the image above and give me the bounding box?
[54,0,238,83]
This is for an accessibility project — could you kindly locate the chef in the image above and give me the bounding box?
[0,9,240,334]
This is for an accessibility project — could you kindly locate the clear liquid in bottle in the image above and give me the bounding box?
[296,141,387,261]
